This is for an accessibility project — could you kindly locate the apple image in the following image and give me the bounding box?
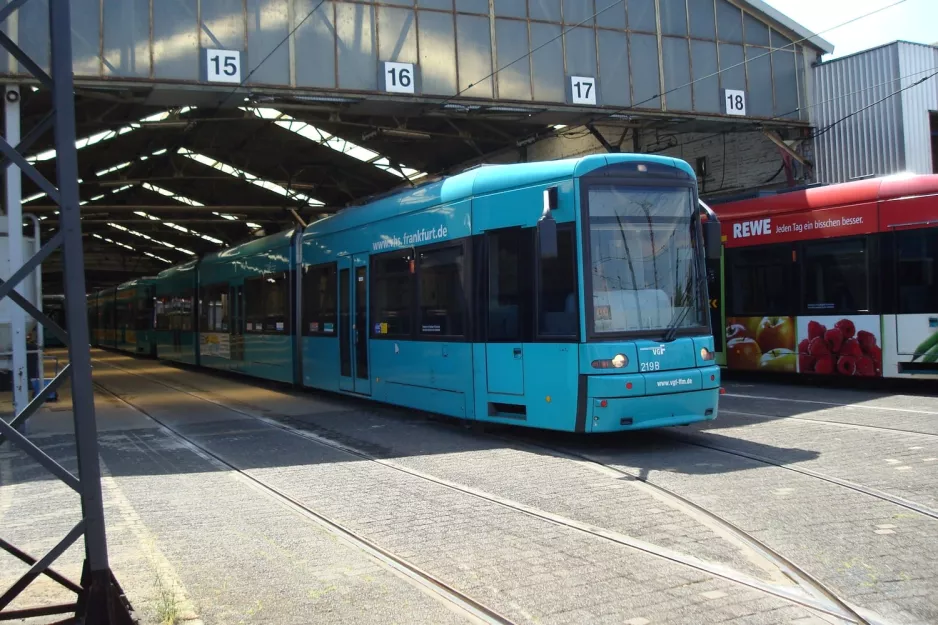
[726,323,750,342]
[756,316,795,352]
[759,348,796,372]
[727,337,762,370]
[741,317,762,339]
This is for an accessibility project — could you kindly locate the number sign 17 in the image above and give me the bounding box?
[570,76,597,105]
[205,49,241,84]
[383,62,416,94]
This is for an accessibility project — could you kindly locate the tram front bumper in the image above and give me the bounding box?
[585,366,721,433]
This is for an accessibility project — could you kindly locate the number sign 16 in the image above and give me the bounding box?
[724,89,747,116]
[570,76,597,105]
[383,62,416,94]
[205,49,242,84]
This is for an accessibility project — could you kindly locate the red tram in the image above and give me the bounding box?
[710,174,938,380]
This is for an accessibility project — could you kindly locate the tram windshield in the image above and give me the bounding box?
[587,184,705,335]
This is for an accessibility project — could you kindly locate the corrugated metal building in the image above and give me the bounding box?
[814,41,938,183]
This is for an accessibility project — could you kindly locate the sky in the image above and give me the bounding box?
[762,0,937,58]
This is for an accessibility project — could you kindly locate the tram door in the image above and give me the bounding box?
[338,255,371,395]
[228,284,244,361]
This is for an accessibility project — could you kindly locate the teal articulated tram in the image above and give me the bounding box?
[92,154,722,433]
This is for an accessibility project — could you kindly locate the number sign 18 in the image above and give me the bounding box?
[383,61,416,94]
[570,76,597,105]
[723,89,747,116]
[205,49,242,84]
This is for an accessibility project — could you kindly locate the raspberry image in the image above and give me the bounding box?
[837,355,857,375]
[808,320,826,340]
[867,344,882,365]
[814,355,834,374]
[799,354,816,372]
[834,318,856,339]
[856,356,876,377]
[798,338,810,354]
[808,337,830,357]
[857,330,876,353]
[824,328,844,353]
[840,338,863,358]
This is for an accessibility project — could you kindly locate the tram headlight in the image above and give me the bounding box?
[591,354,629,369]
[700,347,714,361]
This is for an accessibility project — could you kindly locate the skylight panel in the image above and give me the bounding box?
[177,148,324,206]
[242,107,428,182]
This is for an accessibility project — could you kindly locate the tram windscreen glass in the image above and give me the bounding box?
[587,185,704,334]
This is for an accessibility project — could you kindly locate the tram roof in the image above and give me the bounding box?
[116,277,157,292]
[303,153,693,238]
[199,229,297,267]
[712,174,938,220]
[154,259,199,281]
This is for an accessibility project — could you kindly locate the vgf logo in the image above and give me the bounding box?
[641,345,667,356]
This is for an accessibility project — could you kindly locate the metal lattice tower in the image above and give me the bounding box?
[0,0,134,622]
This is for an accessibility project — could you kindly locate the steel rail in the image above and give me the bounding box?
[92,381,515,625]
[92,356,877,623]
[720,408,938,438]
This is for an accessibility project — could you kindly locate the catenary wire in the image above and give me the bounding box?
[434,0,626,109]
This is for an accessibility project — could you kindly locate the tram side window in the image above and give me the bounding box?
[538,227,577,338]
[245,278,265,332]
[895,229,938,313]
[244,274,289,333]
[155,298,169,330]
[371,251,414,338]
[264,272,290,333]
[200,284,229,332]
[803,238,869,313]
[136,290,155,331]
[487,228,534,342]
[303,263,338,336]
[726,246,795,315]
[419,245,466,337]
[177,292,195,331]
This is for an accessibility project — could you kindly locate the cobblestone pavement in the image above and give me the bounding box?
[6,352,934,624]
[2,393,474,624]
[82,355,823,625]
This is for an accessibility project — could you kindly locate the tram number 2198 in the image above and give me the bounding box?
[640,361,661,372]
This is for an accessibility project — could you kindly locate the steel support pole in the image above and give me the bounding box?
[4,84,28,435]
[25,214,42,378]
[47,0,111,618]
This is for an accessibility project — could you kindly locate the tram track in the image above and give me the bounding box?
[91,356,880,624]
[719,408,938,438]
[663,431,938,521]
[92,381,516,625]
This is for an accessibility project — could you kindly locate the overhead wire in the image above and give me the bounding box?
[434,0,625,108]
[477,0,911,153]
[810,69,938,138]
[218,0,328,106]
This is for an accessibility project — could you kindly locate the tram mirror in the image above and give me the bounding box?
[538,217,558,259]
[703,220,722,260]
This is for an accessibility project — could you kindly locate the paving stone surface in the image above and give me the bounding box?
[90,360,819,625]
[9,351,936,624]
[2,395,473,624]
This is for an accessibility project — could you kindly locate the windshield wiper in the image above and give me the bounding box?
[662,295,691,342]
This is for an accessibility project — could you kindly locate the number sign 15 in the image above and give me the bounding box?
[724,89,747,116]
[570,76,597,105]
[205,49,242,84]
[383,61,416,94]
